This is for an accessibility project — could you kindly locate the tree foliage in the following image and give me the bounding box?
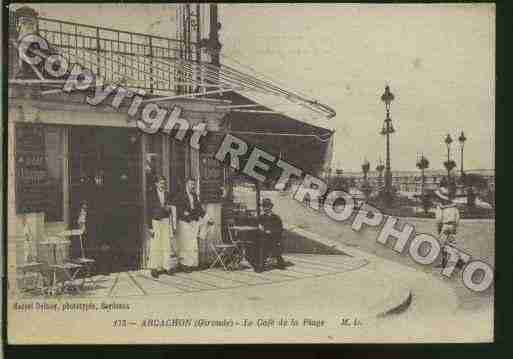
[416,156,429,170]
[443,160,457,173]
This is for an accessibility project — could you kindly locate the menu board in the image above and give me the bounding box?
[15,124,55,215]
[200,133,224,203]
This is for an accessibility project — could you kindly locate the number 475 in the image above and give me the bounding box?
[113,320,127,327]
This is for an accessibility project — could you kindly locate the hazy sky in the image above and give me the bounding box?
[17,4,495,171]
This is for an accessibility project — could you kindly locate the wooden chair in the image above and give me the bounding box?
[209,232,238,271]
[62,229,97,289]
[17,221,45,294]
[229,226,255,269]
[209,223,255,271]
[40,236,83,296]
[210,221,249,271]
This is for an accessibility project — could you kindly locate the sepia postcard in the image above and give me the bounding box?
[4,3,495,344]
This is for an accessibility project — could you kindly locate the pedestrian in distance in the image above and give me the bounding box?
[434,186,461,270]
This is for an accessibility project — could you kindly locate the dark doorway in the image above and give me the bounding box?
[69,127,142,273]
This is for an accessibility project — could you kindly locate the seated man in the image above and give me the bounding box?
[254,198,287,272]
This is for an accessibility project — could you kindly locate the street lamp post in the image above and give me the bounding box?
[443,133,458,199]
[361,159,371,200]
[458,131,466,177]
[376,158,385,189]
[380,85,395,204]
[444,133,453,179]
[416,153,429,195]
[334,168,345,191]
[362,158,370,182]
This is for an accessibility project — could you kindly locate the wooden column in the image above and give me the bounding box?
[7,115,18,295]
[191,147,200,181]
[162,134,170,184]
[170,138,177,193]
[255,180,261,216]
[62,127,70,227]
[184,139,191,180]
[140,133,148,270]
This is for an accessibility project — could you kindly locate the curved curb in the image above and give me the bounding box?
[286,225,415,318]
[377,291,413,318]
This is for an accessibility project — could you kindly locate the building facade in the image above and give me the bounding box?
[7,7,230,290]
[7,6,336,293]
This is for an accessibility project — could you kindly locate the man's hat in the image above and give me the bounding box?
[434,187,451,202]
[262,198,274,209]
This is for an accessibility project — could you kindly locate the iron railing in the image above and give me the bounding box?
[9,10,337,120]
[10,12,201,94]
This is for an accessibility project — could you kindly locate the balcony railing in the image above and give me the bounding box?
[8,9,337,120]
[10,12,201,94]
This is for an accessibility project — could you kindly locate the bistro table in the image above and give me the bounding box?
[230,225,261,269]
[17,261,45,294]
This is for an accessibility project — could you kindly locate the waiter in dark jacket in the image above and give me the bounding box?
[147,176,176,278]
[175,178,205,223]
[175,178,210,271]
[255,198,287,272]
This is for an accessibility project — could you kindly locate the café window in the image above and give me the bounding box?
[15,124,64,222]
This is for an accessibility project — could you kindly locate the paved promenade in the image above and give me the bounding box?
[16,254,366,299]
[11,253,415,344]
[264,190,493,342]
[10,190,494,343]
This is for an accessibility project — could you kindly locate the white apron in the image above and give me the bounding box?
[197,216,215,266]
[177,220,199,267]
[149,218,176,271]
[177,213,212,267]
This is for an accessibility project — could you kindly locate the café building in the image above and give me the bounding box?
[7,7,335,290]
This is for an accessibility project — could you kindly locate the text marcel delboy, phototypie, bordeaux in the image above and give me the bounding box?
[13,301,131,312]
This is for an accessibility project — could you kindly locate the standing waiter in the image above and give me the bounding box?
[175,177,212,272]
[147,176,176,278]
